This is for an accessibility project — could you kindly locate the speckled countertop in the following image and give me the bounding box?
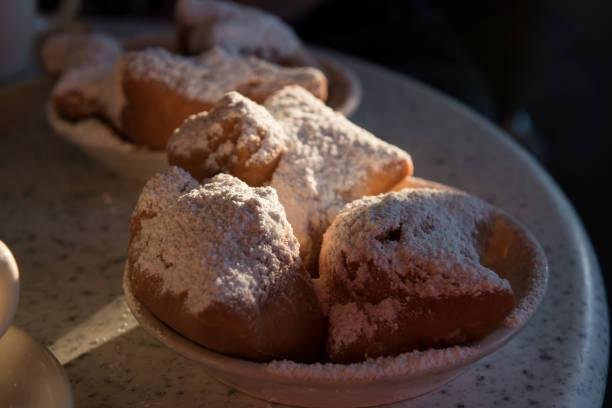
[0,31,608,407]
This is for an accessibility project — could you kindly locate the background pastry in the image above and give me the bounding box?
[318,188,515,363]
[122,47,327,148]
[41,32,124,127]
[175,0,316,66]
[127,168,326,362]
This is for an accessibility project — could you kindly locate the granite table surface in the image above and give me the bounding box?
[0,30,608,408]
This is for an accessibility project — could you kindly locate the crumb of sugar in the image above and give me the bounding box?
[130,170,302,314]
[267,86,411,266]
[123,47,323,106]
[320,188,511,308]
[176,0,302,60]
[167,91,290,172]
[328,299,400,350]
[265,345,479,381]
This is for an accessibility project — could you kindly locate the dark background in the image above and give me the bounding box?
[42,0,612,403]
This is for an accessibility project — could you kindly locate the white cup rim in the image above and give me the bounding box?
[0,240,20,338]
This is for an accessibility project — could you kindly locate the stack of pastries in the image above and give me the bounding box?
[41,0,327,149]
[41,0,517,364]
[127,86,515,363]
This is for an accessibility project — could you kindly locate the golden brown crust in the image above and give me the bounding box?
[127,261,326,361]
[166,92,290,185]
[52,91,102,122]
[121,75,211,149]
[391,175,450,192]
[167,116,283,185]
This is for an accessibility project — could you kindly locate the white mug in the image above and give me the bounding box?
[0,241,20,339]
[0,0,80,79]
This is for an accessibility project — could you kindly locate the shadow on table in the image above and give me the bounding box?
[62,326,271,407]
[0,80,143,347]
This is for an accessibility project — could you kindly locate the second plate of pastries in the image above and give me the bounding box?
[41,0,361,181]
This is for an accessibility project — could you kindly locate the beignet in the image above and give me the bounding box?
[318,188,515,363]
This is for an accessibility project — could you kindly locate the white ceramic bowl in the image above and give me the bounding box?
[48,107,167,182]
[48,51,361,183]
[123,183,548,408]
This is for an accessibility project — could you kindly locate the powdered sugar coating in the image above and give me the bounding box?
[266,345,480,381]
[503,234,548,328]
[123,47,325,106]
[129,170,302,314]
[328,299,400,351]
[166,91,290,176]
[132,167,199,221]
[319,188,511,308]
[267,86,412,269]
[176,0,303,62]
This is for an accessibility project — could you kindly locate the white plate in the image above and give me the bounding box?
[123,179,548,408]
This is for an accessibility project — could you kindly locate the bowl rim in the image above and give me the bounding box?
[123,182,549,385]
[47,105,165,156]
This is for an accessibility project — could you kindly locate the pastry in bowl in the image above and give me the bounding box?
[318,188,516,363]
[124,179,547,407]
[166,91,290,186]
[127,167,326,362]
[266,86,413,274]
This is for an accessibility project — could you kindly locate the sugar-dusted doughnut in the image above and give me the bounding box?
[318,188,515,363]
[41,32,124,126]
[127,168,326,362]
[266,86,413,274]
[166,92,290,185]
[121,47,327,149]
[175,0,315,66]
